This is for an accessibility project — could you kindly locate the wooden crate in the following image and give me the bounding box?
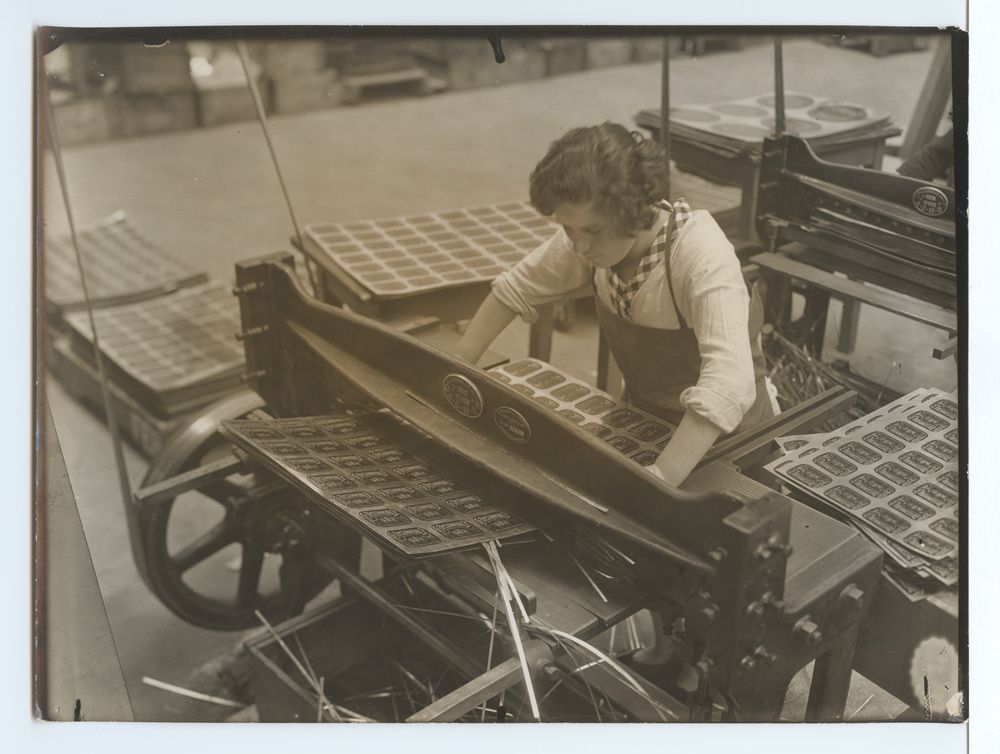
[446,41,546,90]
[254,40,329,77]
[631,37,660,62]
[197,82,261,127]
[51,97,124,146]
[632,37,686,63]
[537,38,587,77]
[681,36,746,56]
[585,39,633,69]
[120,91,198,137]
[272,69,347,114]
[66,42,126,97]
[120,41,194,94]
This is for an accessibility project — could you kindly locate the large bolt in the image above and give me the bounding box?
[232,282,262,295]
[739,654,757,672]
[745,601,764,619]
[792,616,824,647]
[840,584,865,611]
[707,548,727,564]
[752,645,776,666]
[700,603,720,625]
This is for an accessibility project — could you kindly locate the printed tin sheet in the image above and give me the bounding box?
[64,281,245,397]
[45,211,205,314]
[488,358,677,468]
[768,388,959,565]
[221,412,536,558]
[638,91,893,152]
[304,201,556,298]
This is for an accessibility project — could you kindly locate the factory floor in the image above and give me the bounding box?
[42,37,955,722]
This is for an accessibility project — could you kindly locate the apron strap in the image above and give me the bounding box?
[662,209,691,331]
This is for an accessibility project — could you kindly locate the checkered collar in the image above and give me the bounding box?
[606,199,693,319]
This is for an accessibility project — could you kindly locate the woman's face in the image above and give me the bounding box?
[552,202,636,269]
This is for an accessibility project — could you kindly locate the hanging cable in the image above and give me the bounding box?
[40,63,133,507]
[234,40,321,295]
[773,37,786,136]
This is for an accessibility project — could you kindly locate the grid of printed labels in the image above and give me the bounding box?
[45,211,203,313]
[767,388,959,590]
[488,358,677,465]
[64,281,244,400]
[221,412,536,558]
[304,201,557,297]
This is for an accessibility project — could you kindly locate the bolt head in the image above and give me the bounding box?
[793,617,824,647]
[841,584,865,610]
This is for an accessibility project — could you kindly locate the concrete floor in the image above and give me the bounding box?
[41,36,955,722]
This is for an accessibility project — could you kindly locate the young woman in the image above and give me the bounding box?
[456,122,777,670]
[456,122,774,488]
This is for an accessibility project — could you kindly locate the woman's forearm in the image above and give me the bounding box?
[652,409,723,487]
[454,293,519,364]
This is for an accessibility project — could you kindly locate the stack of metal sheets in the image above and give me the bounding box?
[63,281,245,417]
[303,201,557,297]
[44,211,206,319]
[767,388,959,597]
[635,92,895,158]
[488,358,677,467]
[221,412,538,559]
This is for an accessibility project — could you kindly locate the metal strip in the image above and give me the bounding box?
[40,58,133,509]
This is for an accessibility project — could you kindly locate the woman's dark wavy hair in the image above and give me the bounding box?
[529,122,671,235]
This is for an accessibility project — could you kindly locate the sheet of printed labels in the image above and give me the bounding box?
[487,358,678,466]
[222,358,678,557]
[45,210,205,314]
[221,411,537,559]
[63,281,245,413]
[304,201,557,297]
[768,388,959,590]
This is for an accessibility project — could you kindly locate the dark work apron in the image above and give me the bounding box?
[594,213,774,435]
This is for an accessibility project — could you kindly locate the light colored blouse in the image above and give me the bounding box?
[491,207,757,433]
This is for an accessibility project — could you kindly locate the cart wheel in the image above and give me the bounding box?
[137,390,361,631]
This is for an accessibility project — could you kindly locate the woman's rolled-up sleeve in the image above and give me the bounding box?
[491,228,592,324]
[672,217,757,434]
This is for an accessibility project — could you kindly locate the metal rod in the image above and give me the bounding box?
[234,40,321,294]
[40,60,133,508]
[406,640,554,723]
[702,385,855,467]
[660,36,671,198]
[132,454,243,506]
[773,37,786,136]
[313,551,482,680]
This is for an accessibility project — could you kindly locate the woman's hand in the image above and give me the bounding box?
[645,463,666,482]
[454,293,518,366]
[647,410,724,488]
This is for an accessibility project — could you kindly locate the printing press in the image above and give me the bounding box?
[107,130,964,723]
[116,248,880,722]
